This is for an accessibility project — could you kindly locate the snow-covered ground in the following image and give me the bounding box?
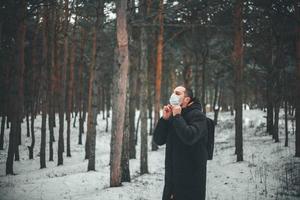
[0,109,299,200]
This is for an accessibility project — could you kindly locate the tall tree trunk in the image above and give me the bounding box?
[57,0,69,166]
[128,57,137,159]
[105,85,111,133]
[14,124,20,161]
[153,0,164,151]
[266,85,274,136]
[110,0,129,187]
[87,25,98,171]
[285,100,288,147]
[273,101,280,142]
[232,0,244,162]
[0,115,5,150]
[40,4,49,169]
[48,4,56,162]
[121,89,130,182]
[6,0,26,175]
[201,56,206,114]
[86,1,104,166]
[28,15,39,159]
[66,16,77,158]
[28,106,35,159]
[295,0,300,157]
[78,28,87,145]
[140,26,149,175]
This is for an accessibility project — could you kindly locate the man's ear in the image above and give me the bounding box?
[185,96,191,103]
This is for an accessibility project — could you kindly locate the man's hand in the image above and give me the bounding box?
[172,105,182,116]
[162,104,172,120]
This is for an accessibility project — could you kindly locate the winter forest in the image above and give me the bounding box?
[0,0,300,199]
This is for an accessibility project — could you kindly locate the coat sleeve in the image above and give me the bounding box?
[171,111,207,146]
[153,117,170,145]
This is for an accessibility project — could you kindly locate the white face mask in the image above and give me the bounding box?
[169,94,181,106]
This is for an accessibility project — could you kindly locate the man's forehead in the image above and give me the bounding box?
[174,86,186,93]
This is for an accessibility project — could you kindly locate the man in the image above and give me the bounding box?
[153,86,208,200]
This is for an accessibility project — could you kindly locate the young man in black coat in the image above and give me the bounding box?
[153,86,208,200]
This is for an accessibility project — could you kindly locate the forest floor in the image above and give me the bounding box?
[0,109,299,200]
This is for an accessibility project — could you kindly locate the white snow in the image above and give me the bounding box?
[0,109,299,200]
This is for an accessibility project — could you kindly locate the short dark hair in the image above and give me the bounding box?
[184,87,194,98]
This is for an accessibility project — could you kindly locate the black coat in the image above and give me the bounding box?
[153,102,208,200]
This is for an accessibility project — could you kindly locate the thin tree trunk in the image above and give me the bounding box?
[139,2,149,174]
[87,25,98,171]
[140,25,149,175]
[266,89,274,135]
[295,0,300,157]
[127,0,138,158]
[14,124,20,161]
[57,0,69,166]
[202,52,208,114]
[128,59,137,159]
[78,28,87,145]
[121,90,130,182]
[6,119,18,175]
[28,106,35,159]
[48,2,56,162]
[273,102,280,142]
[40,4,49,169]
[66,16,77,158]
[0,115,5,150]
[105,85,110,133]
[110,0,129,187]
[232,0,244,162]
[153,0,164,152]
[285,100,288,147]
[29,17,38,158]
[6,117,9,129]
[26,112,30,137]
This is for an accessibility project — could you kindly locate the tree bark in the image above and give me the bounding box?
[26,112,30,137]
[121,90,131,182]
[87,25,98,171]
[295,0,300,157]
[40,4,49,169]
[128,56,137,159]
[110,0,129,187]
[6,0,26,175]
[285,100,288,147]
[48,3,56,161]
[78,27,87,145]
[153,0,164,151]
[28,106,35,159]
[266,86,274,136]
[232,0,244,162]
[140,25,149,175]
[0,115,5,150]
[66,15,77,158]
[273,101,280,142]
[57,0,69,166]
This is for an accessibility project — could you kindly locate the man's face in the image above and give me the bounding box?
[171,86,190,108]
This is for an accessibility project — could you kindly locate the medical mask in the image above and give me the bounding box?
[169,94,181,106]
